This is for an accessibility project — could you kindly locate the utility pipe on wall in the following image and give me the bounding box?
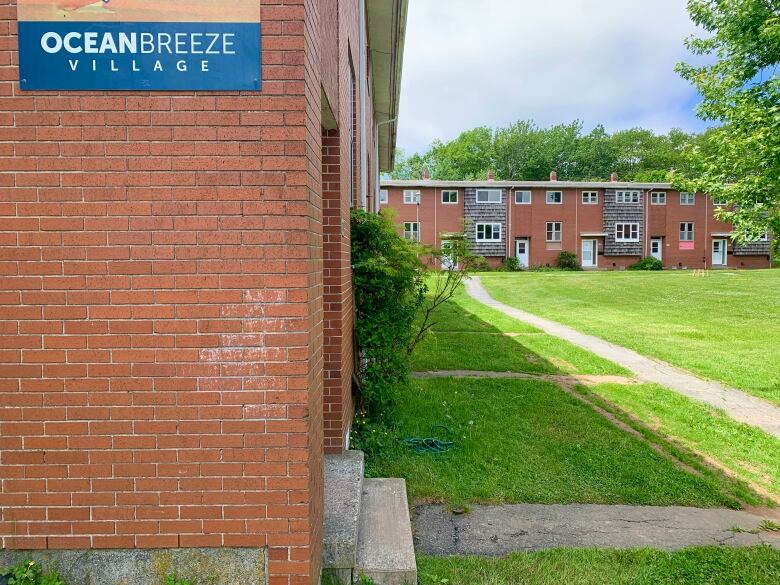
[359,0,368,210]
[374,117,397,211]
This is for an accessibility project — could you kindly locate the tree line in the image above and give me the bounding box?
[390,120,711,183]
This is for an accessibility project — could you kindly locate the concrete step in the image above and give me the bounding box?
[354,478,417,585]
[323,450,365,583]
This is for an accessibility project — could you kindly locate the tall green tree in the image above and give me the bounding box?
[675,0,780,240]
[392,120,695,183]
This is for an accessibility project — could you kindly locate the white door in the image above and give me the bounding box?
[441,241,457,270]
[515,238,529,268]
[712,239,727,266]
[651,238,663,261]
[582,239,597,268]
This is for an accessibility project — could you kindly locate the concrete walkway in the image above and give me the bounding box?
[413,504,780,556]
[465,277,780,439]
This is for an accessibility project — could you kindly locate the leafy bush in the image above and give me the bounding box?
[350,210,473,451]
[556,251,582,271]
[351,209,426,425]
[471,255,491,272]
[629,257,664,271]
[502,257,520,271]
[529,264,556,272]
[1,560,66,585]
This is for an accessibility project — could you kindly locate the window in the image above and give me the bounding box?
[403,222,420,241]
[403,190,420,204]
[546,191,563,204]
[379,189,388,204]
[679,222,694,241]
[476,189,502,203]
[680,192,695,205]
[615,223,640,242]
[582,191,598,205]
[712,196,728,206]
[616,190,640,204]
[476,222,502,242]
[441,190,458,204]
[546,221,562,242]
[514,190,532,205]
[651,192,666,205]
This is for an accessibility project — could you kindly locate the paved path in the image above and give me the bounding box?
[413,504,780,555]
[465,277,780,439]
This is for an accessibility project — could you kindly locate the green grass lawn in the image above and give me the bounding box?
[480,270,780,404]
[587,382,780,501]
[418,546,780,585]
[366,377,744,509]
[412,288,629,376]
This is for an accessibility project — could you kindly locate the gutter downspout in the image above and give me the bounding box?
[375,117,397,211]
[359,0,368,210]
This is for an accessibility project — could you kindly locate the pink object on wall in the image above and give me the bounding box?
[679,241,695,250]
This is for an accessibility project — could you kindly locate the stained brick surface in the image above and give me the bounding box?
[0,1,373,583]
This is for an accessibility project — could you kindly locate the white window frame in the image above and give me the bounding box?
[546,221,562,242]
[403,190,420,205]
[650,192,666,205]
[615,190,640,204]
[476,189,502,204]
[680,192,696,205]
[441,190,458,205]
[546,191,563,205]
[475,222,502,242]
[582,191,598,205]
[615,222,640,242]
[514,190,532,205]
[712,196,728,206]
[403,221,420,241]
[379,189,388,204]
[679,222,695,242]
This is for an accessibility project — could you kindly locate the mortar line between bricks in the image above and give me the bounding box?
[464,276,780,439]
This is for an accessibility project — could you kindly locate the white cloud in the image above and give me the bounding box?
[396,0,711,154]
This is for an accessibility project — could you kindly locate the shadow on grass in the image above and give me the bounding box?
[366,294,769,511]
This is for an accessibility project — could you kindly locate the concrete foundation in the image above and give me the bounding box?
[0,547,267,585]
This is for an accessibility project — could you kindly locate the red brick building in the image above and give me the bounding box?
[381,175,773,270]
[0,1,408,583]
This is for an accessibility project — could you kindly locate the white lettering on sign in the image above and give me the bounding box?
[39,31,239,56]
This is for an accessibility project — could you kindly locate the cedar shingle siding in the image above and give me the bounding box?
[465,187,507,257]
[603,189,644,256]
[733,239,771,256]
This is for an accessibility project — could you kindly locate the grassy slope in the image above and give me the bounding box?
[367,377,741,509]
[590,382,780,500]
[418,546,780,585]
[480,270,780,404]
[412,288,629,376]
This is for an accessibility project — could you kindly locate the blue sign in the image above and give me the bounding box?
[18,21,261,91]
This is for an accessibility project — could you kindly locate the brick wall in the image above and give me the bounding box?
[383,184,772,270]
[0,0,348,583]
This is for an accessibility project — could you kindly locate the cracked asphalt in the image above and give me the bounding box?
[413,504,780,555]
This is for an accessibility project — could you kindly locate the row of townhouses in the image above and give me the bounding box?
[381,173,773,270]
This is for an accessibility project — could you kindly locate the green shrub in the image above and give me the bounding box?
[471,256,491,272]
[351,209,426,426]
[629,256,664,271]
[556,251,582,271]
[1,560,66,585]
[529,264,556,272]
[166,574,194,585]
[502,257,520,272]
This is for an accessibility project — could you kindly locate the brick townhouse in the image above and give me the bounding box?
[381,172,773,270]
[0,1,408,584]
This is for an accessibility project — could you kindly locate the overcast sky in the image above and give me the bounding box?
[396,0,711,155]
